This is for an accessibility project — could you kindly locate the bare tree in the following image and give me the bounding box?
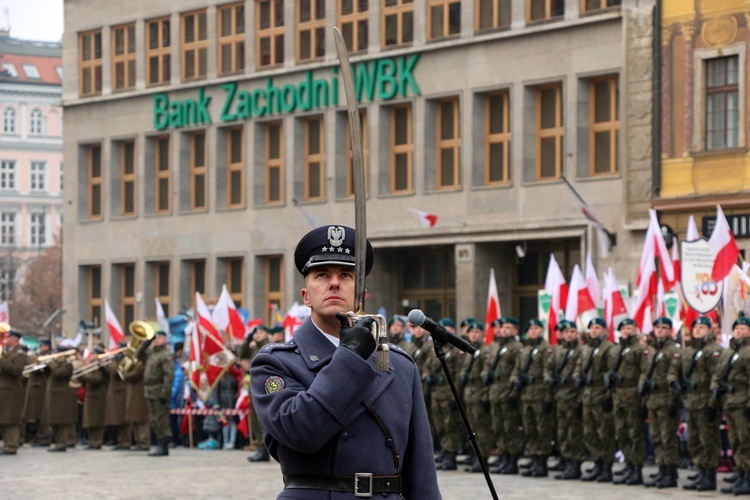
[11,241,62,339]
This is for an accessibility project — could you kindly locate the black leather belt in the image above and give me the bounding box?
[283,473,401,497]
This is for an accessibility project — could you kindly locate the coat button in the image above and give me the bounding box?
[341,432,349,441]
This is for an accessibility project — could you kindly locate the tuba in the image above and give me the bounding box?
[117,320,157,380]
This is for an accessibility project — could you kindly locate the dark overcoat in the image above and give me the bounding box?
[123,363,149,423]
[79,367,107,428]
[46,358,77,425]
[0,345,25,424]
[104,362,127,426]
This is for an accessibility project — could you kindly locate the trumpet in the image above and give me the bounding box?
[72,347,128,379]
[117,320,157,380]
[22,349,78,377]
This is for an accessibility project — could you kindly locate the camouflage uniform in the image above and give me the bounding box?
[425,344,463,469]
[460,340,492,467]
[544,339,583,467]
[482,335,523,461]
[143,343,174,445]
[404,335,435,446]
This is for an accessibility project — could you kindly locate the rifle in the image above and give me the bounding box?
[711,349,741,405]
[575,346,599,388]
[547,345,575,391]
[604,346,629,391]
[680,349,703,392]
[459,349,481,386]
[483,344,508,386]
[512,347,538,392]
[424,352,447,387]
[638,351,663,396]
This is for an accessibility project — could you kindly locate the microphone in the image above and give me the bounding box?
[407,309,477,355]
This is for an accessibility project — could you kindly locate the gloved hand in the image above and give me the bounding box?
[511,377,523,391]
[670,381,684,397]
[336,313,376,360]
[573,402,583,418]
[744,407,750,421]
[574,376,585,389]
[542,401,553,414]
[667,404,679,417]
[602,398,613,413]
[704,406,718,421]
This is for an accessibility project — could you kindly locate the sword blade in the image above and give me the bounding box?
[333,27,366,314]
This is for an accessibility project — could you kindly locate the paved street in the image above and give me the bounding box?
[0,447,729,499]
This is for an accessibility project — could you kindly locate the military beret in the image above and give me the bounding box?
[525,319,544,331]
[39,339,51,346]
[468,322,484,331]
[268,326,285,335]
[617,318,636,331]
[653,317,673,328]
[733,316,750,329]
[7,330,22,339]
[388,316,406,327]
[588,318,607,329]
[155,330,167,337]
[557,320,576,331]
[438,318,455,328]
[502,317,520,327]
[692,316,712,328]
[294,225,374,276]
[491,319,503,328]
[460,318,476,328]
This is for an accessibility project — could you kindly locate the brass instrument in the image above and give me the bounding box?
[117,320,157,380]
[72,347,128,380]
[22,349,78,377]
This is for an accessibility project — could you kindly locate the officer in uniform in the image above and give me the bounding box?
[250,225,440,498]
[575,318,617,483]
[239,325,271,462]
[104,343,129,449]
[511,318,554,478]
[78,349,107,449]
[460,321,491,472]
[46,349,77,452]
[610,318,649,485]
[671,316,723,491]
[21,339,51,446]
[0,330,25,455]
[640,317,681,488]
[714,316,750,495]
[482,317,523,474]
[141,330,174,457]
[545,320,584,480]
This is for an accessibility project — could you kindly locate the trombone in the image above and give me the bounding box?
[22,349,78,377]
[71,347,128,380]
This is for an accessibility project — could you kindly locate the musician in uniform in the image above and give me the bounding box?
[670,316,723,491]
[46,349,77,452]
[104,344,129,449]
[482,317,523,475]
[610,318,649,486]
[122,361,150,450]
[545,320,583,480]
[0,330,25,455]
[640,316,682,488]
[460,321,491,473]
[250,225,440,498]
[141,330,174,457]
[714,316,750,495]
[21,339,51,447]
[78,349,107,449]
[511,319,554,478]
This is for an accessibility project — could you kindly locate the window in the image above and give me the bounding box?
[0,161,16,189]
[706,56,739,151]
[154,136,171,213]
[3,108,15,134]
[257,0,285,67]
[227,126,245,207]
[485,91,511,184]
[1,63,17,78]
[590,76,619,175]
[476,0,511,31]
[428,0,460,39]
[304,116,325,200]
[346,109,368,197]
[190,132,207,210]
[112,23,136,91]
[436,98,460,189]
[87,144,103,219]
[30,212,46,247]
[536,83,563,180]
[0,212,15,246]
[155,262,170,316]
[390,104,413,193]
[59,162,64,191]
[121,141,136,214]
[338,0,368,53]
[265,256,283,326]
[189,259,206,296]
[219,3,246,75]
[226,257,244,306]
[383,0,414,47]
[30,161,46,191]
[22,64,40,79]
[0,269,12,302]
[582,0,620,13]
[30,108,44,135]
[182,10,208,80]
[265,121,284,204]
[528,0,564,22]
[121,264,136,326]
[87,265,102,324]
[56,67,63,80]
[146,17,171,86]
[297,0,325,61]
[79,30,103,96]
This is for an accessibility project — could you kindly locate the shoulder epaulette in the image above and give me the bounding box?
[260,341,298,354]
[389,344,417,364]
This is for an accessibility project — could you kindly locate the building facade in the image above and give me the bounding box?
[61,0,656,339]
[0,33,64,304]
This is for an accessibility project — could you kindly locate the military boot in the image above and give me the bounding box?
[557,461,582,480]
[732,470,750,495]
[499,455,519,475]
[684,469,706,490]
[644,464,666,487]
[656,464,678,488]
[625,467,644,485]
[490,452,509,473]
[521,456,540,477]
[148,439,169,457]
[581,460,603,482]
[596,462,613,482]
[696,468,717,491]
[613,464,634,485]
[721,469,742,494]
[530,456,548,477]
[247,445,270,462]
[687,470,702,481]
[436,451,457,470]
[549,457,566,472]
[725,471,740,484]
[466,457,483,473]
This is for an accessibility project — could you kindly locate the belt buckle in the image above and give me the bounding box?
[354,472,373,497]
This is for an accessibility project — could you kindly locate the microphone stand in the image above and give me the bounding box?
[433,340,498,500]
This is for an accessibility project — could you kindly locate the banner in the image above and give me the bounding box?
[681,239,724,314]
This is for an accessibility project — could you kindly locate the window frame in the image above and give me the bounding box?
[87,265,102,325]
[257,0,285,68]
[338,0,369,53]
[265,256,283,326]
[427,0,461,40]
[0,160,16,190]
[535,83,564,181]
[3,108,15,134]
[155,261,170,317]
[30,161,46,191]
[30,212,46,247]
[218,2,246,76]
[79,29,103,96]
[527,0,564,23]
[146,16,171,87]
[297,0,326,62]
[382,0,414,48]
[484,90,511,185]
[304,115,325,201]
[190,131,207,210]
[227,126,245,207]
[436,97,461,190]
[580,0,621,14]
[30,108,44,135]
[121,141,136,215]
[226,257,245,306]
[181,9,208,81]
[589,75,619,176]
[390,103,413,194]
[264,120,284,205]
[111,23,136,91]
[120,263,136,326]
[0,212,16,246]
[475,0,511,32]
[88,144,103,219]
[154,136,171,213]
[346,109,369,198]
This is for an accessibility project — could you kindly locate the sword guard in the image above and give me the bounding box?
[343,311,389,372]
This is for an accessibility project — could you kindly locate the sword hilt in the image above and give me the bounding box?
[343,311,389,372]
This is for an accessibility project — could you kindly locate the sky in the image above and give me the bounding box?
[0,0,63,42]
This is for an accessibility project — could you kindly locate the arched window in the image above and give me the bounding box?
[3,108,15,134]
[30,108,45,135]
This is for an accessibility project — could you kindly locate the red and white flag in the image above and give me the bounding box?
[155,298,170,335]
[637,209,674,290]
[484,268,501,345]
[709,205,740,282]
[686,215,699,241]
[603,268,628,342]
[235,386,251,438]
[190,292,236,402]
[104,299,125,350]
[409,208,438,228]
[564,265,598,325]
[585,252,601,308]
[213,284,247,341]
[544,254,568,343]
[633,222,657,333]
[282,302,311,342]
